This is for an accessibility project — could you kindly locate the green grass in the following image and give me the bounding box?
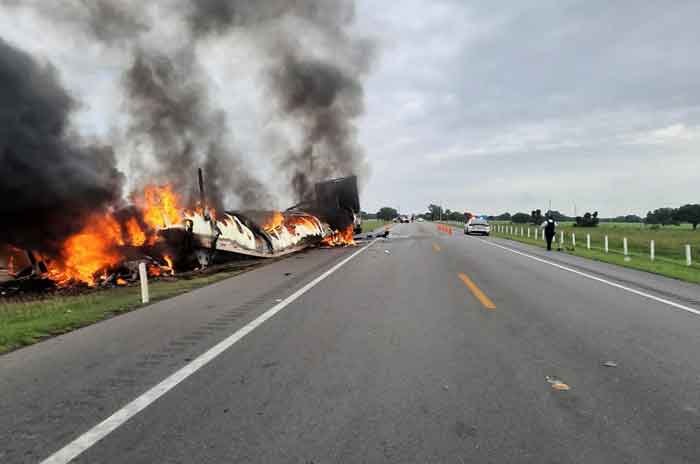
[362,219,390,233]
[0,269,250,354]
[487,222,700,285]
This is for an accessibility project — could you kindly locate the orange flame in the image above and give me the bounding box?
[142,185,182,230]
[262,211,285,232]
[47,214,125,286]
[125,218,147,246]
[321,225,356,247]
[162,255,175,276]
[42,185,186,286]
[116,278,128,286]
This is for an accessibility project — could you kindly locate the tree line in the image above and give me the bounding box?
[362,203,700,230]
[487,203,700,229]
[645,205,700,229]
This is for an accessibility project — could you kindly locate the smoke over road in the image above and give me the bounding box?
[0,37,123,251]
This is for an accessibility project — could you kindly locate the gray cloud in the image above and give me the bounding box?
[356,0,700,216]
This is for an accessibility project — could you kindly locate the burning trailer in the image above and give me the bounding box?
[159,173,361,268]
[0,172,361,294]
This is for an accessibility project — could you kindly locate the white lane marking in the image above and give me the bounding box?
[479,238,700,317]
[40,242,376,464]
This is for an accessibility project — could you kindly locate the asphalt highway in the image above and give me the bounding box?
[3,222,700,463]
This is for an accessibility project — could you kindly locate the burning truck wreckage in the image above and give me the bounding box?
[0,0,380,298]
[0,173,374,295]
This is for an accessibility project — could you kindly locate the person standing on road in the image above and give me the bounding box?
[542,216,557,251]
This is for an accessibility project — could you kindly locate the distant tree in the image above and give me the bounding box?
[512,212,531,224]
[622,214,643,223]
[377,207,399,221]
[575,211,599,227]
[546,210,571,222]
[646,208,679,226]
[495,212,511,221]
[428,204,443,221]
[448,211,463,222]
[602,214,643,223]
[531,209,543,225]
[675,204,700,230]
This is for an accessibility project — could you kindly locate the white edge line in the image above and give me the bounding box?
[41,240,376,464]
[479,238,700,317]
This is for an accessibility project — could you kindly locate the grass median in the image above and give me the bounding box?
[0,267,254,355]
[362,219,391,233]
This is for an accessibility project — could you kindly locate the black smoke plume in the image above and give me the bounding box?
[185,0,373,202]
[268,51,368,200]
[123,48,273,211]
[0,37,123,252]
[2,0,372,212]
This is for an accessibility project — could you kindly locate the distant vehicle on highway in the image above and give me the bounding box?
[417,217,425,222]
[465,217,491,236]
[399,215,410,223]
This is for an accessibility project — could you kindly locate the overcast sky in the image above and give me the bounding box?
[2,1,699,217]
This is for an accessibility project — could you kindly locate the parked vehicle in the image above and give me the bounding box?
[465,217,491,235]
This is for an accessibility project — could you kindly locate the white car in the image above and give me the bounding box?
[464,218,491,236]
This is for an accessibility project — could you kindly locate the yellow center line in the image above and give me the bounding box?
[458,273,496,310]
[433,243,441,252]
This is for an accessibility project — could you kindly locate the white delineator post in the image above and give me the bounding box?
[587,234,591,250]
[623,238,629,260]
[604,235,609,253]
[535,229,538,240]
[560,231,564,246]
[528,228,531,238]
[572,233,576,248]
[139,262,150,304]
[521,227,524,236]
[650,240,655,261]
[686,244,692,266]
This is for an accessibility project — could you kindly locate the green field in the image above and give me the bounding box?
[490,221,700,284]
[0,267,254,354]
[362,219,391,233]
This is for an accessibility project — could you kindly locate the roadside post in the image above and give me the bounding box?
[572,233,576,249]
[605,235,609,253]
[650,240,655,261]
[686,245,692,266]
[587,234,591,250]
[535,229,538,240]
[527,228,530,238]
[139,262,150,304]
[623,238,629,261]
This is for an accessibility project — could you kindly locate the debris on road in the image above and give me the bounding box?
[384,250,391,255]
[545,376,571,391]
[602,361,618,368]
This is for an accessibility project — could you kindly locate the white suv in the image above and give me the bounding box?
[465,218,491,236]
